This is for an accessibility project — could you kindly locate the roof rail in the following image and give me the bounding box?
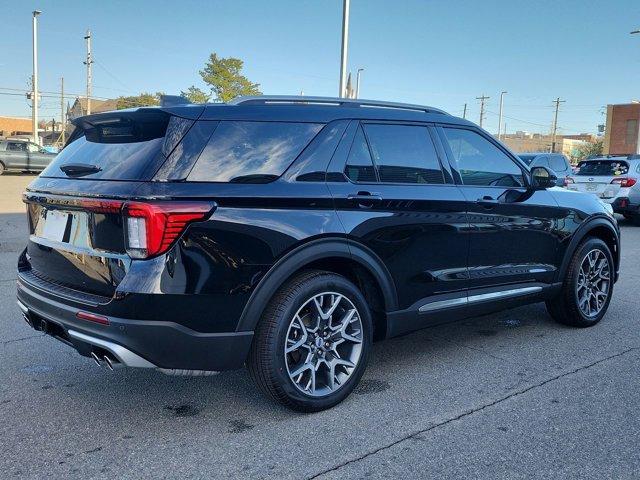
[228,95,447,114]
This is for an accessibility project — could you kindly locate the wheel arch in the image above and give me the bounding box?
[236,237,398,339]
[558,215,620,282]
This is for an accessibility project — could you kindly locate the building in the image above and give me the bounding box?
[499,132,593,160]
[67,97,119,121]
[0,116,32,138]
[603,103,640,155]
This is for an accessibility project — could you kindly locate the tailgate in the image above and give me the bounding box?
[568,176,620,199]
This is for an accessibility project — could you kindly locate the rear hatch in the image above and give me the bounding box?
[22,106,203,299]
[567,159,630,199]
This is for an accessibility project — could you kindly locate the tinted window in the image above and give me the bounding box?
[27,143,40,153]
[188,121,323,183]
[363,124,444,184]
[344,126,377,183]
[442,128,524,187]
[7,142,26,152]
[518,154,537,165]
[549,155,567,172]
[575,160,629,176]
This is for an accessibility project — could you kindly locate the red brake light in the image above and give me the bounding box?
[76,311,110,325]
[123,201,215,259]
[611,177,637,188]
[79,199,124,214]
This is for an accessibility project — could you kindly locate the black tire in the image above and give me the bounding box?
[0,162,4,175]
[248,270,372,412]
[546,237,614,327]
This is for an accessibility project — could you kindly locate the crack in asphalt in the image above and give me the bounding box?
[308,346,639,479]
[2,334,42,345]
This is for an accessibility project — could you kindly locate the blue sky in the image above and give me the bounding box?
[1,0,639,135]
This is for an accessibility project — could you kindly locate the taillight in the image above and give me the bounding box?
[611,177,637,188]
[123,201,215,259]
[564,176,574,187]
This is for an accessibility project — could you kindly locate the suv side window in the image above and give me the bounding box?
[7,142,26,152]
[363,124,444,184]
[550,155,567,172]
[442,127,524,187]
[27,143,40,153]
[344,126,377,183]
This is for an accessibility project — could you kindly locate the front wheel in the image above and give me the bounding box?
[546,237,614,327]
[248,270,372,412]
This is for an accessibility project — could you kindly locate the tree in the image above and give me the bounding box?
[198,53,261,102]
[116,92,162,110]
[573,139,604,163]
[180,86,211,104]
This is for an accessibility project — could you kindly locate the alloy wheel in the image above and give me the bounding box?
[576,249,611,318]
[284,292,363,397]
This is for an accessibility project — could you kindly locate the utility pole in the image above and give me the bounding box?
[355,68,364,99]
[84,30,93,114]
[462,103,467,119]
[498,91,507,140]
[339,0,350,98]
[551,97,565,153]
[60,77,65,145]
[476,94,489,128]
[32,10,41,145]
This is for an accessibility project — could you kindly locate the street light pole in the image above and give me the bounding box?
[498,91,507,140]
[355,68,364,98]
[32,10,41,145]
[339,0,350,98]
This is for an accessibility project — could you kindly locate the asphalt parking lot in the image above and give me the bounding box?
[1,174,638,479]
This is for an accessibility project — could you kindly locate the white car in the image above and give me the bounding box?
[567,155,640,223]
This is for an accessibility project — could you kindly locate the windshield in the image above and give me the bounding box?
[575,160,629,176]
[518,154,537,165]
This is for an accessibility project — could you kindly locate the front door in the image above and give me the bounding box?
[437,126,562,293]
[327,121,469,331]
[27,143,53,170]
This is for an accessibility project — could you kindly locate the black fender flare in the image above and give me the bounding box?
[557,215,620,281]
[236,237,398,332]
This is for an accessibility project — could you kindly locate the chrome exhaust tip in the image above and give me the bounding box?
[103,355,114,371]
[90,351,102,367]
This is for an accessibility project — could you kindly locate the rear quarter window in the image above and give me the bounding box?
[187,121,323,183]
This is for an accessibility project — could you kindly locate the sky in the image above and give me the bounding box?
[1,0,639,135]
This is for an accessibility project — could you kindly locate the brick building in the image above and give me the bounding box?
[603,103,640,155]
[0,116,32,138]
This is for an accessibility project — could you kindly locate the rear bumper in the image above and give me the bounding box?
[16,274,253,373]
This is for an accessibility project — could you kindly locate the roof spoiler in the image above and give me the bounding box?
[160,95,192,107]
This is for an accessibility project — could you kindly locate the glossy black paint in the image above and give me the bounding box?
[17,101,620,371]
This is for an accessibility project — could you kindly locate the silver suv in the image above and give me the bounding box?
[567,155,640,223]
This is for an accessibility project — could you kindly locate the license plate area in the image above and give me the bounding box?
[41,210,70,242]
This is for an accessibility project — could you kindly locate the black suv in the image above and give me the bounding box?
[17,96,620,411]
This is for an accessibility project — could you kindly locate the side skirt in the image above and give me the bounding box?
[385,282,562,338]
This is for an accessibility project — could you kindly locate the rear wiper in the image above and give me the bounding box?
[59,163,102,177]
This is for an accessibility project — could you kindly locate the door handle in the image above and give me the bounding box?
[476,195,499,208]
[347,192,383,208]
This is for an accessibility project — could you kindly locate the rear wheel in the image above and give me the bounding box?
[546,237,614,327]
[0,162,4,175]
[248,270,372,412]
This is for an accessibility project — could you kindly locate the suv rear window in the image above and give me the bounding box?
[187,121,323,183]
[575,160,629,176]
[41,111,192,181]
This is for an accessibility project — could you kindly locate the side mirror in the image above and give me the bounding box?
[531,166,557,189]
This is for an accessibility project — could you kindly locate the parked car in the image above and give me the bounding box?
[0,139,56,174]
[518,152,572,187]
[16,96,620,411]
[566,155,640,223]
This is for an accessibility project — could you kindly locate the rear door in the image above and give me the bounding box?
[327,121,469,320]
[438,125,562,290]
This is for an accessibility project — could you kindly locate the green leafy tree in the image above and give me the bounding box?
[573,139,604,163]
[180,86,211,104]
[116,92,162,110]
[198,53,261,102]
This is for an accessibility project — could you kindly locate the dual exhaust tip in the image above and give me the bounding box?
[90,351,120,371]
